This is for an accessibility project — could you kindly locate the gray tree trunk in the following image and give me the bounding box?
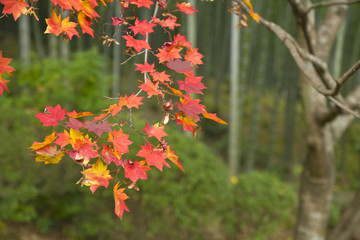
[19,14,31,66]
[228,13,241,179]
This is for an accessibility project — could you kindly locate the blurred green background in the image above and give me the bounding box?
[1,0,360,239]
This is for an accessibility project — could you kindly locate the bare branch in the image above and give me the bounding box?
[306,0,360,13]
[338,59,360,86]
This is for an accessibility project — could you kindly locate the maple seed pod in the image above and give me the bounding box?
[162,100,173,111]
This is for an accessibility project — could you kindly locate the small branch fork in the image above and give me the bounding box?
[233,0,360,121]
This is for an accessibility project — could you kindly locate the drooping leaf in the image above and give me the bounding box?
[202,111,227,124]
[81,159,113,193]
[165,146,184,171]
[78,12,94,37]
[35,105,66,127]
[113,182,130,220]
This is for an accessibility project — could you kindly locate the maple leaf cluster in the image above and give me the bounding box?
[1,0,229,220]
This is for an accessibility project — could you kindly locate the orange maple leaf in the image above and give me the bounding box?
[139,80,163,98]
[156,47,181,63]
[45,11,79,40]
[78,12,94,37]
[113,182,130,220]
[0,0,29,20]
[108,129,132,155]
[81,159,113,193]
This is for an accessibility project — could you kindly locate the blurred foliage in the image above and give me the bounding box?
[230,172,297,240]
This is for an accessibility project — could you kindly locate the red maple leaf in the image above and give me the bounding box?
[101,144,123,166]
[123,159,151,182]
[45,11,79,40]
[166,59,192,73]
[123,35,151,52]
[130,0,154,8]
[125,93,144,109]
[50,0,72,10]
[66,118,84,131]
[0,75,10,95]
[139,80,163,98]
[78,12,94,38]
[113,182,130,220]
[178,75,207,95]
[0,0,29,21]
[135,62,155,73]
[176,95,205,120]
[143,123,167,140]
[137,141,169,171]
[108,129,132,154]
[156,47,181,63]
[112,17,125,26]
[35,105,66,127]
[129,18,156,37]
[184,48,204,66]
[150,71,171,83]
[74,137,99,165]
[173,33,192,48]
[152,16,180,30]
[0,51,15,74]
[176,2,198,15]
[84,120,112,137]
[55,130,71,148]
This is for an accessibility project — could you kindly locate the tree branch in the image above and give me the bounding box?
[338,59,360,86]
[306,0,360,13]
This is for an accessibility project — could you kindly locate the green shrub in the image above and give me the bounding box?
[230,171,297,240]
